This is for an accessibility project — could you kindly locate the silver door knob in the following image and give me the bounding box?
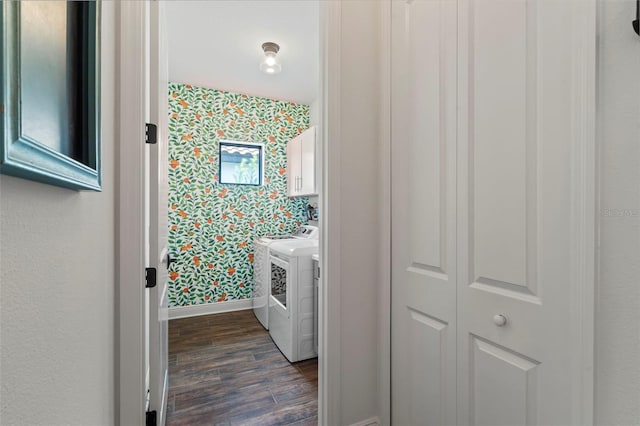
[493,314,507,326]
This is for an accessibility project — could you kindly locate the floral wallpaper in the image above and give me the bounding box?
[167,82,310,307]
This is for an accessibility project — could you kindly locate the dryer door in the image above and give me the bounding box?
[269,253,294,361]
[270,254,290,317]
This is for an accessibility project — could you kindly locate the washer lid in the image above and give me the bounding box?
[256,235,295,244]
[269,239,319,257]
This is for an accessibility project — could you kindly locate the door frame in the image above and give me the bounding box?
[567,2,597,422]
[319,1,342,425]
[116,1,343,425]
[378,1,392,425]
[116,1,147,424]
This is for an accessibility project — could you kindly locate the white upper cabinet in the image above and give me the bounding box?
[286,134,301,196]
[286,126,316,197]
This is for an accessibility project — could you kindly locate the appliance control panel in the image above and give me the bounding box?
[295,225,319,239]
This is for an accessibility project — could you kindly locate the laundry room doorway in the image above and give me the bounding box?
[147,1,328,425]
[118,1,375,424]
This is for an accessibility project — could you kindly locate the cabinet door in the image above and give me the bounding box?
[286,134,301,196]
[299,126,316,196]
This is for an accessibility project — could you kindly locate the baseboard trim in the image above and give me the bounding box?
[348,417,380,426]
[168,299,253,320]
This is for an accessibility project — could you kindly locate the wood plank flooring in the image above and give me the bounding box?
[167,310,318,426]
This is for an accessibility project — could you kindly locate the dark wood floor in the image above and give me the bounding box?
[167,310,318,426]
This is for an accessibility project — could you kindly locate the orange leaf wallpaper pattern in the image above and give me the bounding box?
[167,82,310,307]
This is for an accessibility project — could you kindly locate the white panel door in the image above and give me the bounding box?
[391,0,595,424]
[148,1,169,424]
[456,0,594,424]
[391,0,458,425]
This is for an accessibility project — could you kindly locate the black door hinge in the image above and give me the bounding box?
[145,123,158,144]
[145,267,157,288]
[145,410,157,426]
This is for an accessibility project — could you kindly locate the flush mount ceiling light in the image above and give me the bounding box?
[260,42,282,75]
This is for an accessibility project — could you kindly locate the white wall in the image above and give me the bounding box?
[310,97,321,128]
[0,3,116,424]
[596,1,640,424]
[337,1,381,424]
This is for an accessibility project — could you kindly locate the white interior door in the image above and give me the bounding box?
[391,0,595,424]
[456,1,594,424]
[147,1,169,424]
[391,0,458,424]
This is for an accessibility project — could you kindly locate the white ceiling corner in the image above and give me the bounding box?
[166,0,320,105]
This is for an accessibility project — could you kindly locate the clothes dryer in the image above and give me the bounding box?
[252,226,318,330]
[268,237,319,362]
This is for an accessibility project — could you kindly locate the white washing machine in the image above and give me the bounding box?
[268,235,319,363]
[252,225,318,330]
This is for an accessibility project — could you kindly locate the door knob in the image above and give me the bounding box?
[493,314,507,327]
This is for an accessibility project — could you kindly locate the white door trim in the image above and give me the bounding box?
[116,2,147,425]
[116,2,343,425]
[319,1,342,424]
[569,0,596,423]
[377,1,391,425]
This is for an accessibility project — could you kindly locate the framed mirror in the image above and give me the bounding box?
[1,1,101,191]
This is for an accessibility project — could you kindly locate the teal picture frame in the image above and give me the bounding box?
[0,1,101,191]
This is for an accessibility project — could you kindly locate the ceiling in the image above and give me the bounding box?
[166,0,320,105]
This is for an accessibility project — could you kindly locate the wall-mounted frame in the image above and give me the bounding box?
[0,1,101,191]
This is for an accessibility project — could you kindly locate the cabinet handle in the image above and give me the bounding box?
[299,176,303,191]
